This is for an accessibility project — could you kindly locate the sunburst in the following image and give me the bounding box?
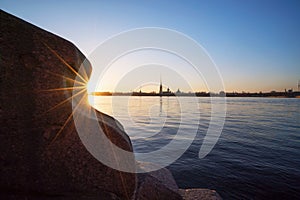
[38,42,90,143]
[38,42,132,199]
[43,42,88,84]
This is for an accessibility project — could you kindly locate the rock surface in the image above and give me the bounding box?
[179,189,222,200]
[135,162,182,200]
[0,9,135,199]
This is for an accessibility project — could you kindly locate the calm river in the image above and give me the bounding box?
[91,96,300,199]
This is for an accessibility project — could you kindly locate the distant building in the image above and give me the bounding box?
[219,91,225,96]
[159,79,163,96]
[158,77,174,96]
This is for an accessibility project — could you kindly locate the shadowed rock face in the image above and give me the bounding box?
[0,10,136,199]
[179,189,222,200]
[135,162,182,200]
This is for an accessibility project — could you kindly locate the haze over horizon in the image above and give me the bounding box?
[2,0,300,92]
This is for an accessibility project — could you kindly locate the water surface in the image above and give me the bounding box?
[92,96,300,199]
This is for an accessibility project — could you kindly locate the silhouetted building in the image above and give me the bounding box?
[159,78,163,96]
[158,77,174,96]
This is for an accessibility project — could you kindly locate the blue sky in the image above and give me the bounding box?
[1,0,300,92]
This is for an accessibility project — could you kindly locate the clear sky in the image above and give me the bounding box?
[1,0,300,92]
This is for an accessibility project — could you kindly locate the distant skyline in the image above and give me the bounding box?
[1,0,300,92]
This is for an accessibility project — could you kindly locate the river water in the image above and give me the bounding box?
[91,96,300,199]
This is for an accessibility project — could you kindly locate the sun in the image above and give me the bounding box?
[38,41,93,143]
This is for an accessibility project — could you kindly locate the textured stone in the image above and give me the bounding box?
[179,189,222,200]
[0,10,135,199]
[135,162,182,200]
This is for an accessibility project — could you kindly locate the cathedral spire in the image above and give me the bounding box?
[159,75,162,96]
